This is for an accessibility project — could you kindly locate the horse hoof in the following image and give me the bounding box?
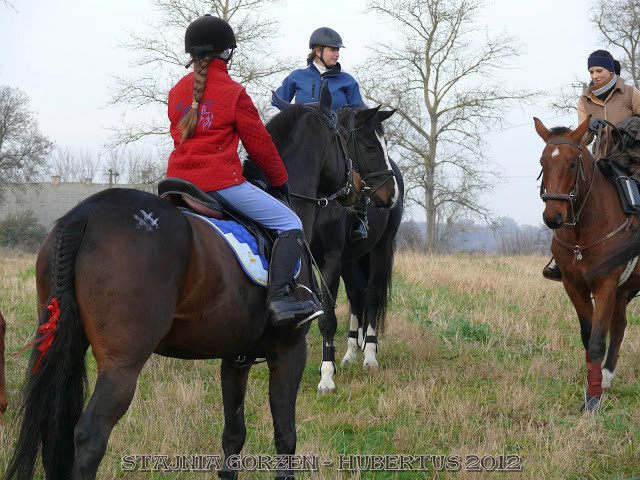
[341,356,356,366]
[318,387,336,395]
[364,363,379,373]
[580,395,602,414]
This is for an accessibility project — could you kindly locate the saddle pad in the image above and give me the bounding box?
[184,212,300,287]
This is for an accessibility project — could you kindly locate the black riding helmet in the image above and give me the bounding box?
[185,14,237,58]
[309,27,345,49]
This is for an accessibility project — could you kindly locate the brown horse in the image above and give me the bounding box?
[0,310,7,425]
[535,116,640,413]
[3,85,368,480]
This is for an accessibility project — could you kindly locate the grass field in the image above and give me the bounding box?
[1,249,640,479]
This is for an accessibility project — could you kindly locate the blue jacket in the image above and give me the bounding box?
[272,61,363,110]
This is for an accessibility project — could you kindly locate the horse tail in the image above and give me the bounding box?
[373,236,397,338]
[375,160,403,338]
[3,210,89,480]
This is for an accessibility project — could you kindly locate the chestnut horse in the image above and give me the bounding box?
[3,86,364,480]
[535,116,640,413]
[0,310,7,425]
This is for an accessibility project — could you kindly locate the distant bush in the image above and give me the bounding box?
[0,211,47,252]
[396,220,424,251]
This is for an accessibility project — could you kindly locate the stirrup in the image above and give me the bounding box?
[294,308,323,328]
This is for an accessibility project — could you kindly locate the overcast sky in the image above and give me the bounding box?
[0,0,602,226]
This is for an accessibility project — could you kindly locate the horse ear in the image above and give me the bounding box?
[355,106,380,124]
[534,117,550,142]
[318,82,332,114]
[376,108,396,122]
[271,91,293,111]
[571,114,591,143]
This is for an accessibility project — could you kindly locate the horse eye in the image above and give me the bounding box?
[569,161,576,169]
[364,145,377,152]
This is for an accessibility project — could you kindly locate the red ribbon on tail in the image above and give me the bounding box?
[14,298,61,373]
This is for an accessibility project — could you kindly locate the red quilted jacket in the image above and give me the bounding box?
[167,59,288,192]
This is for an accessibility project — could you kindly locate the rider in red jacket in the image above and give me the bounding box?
[167,15,319,327]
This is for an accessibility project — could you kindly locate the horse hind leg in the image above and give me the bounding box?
[340,261,367,368]
[266,332,307,479]
[601,296,627,389]
[219,359,251,480]
[341,312,363,366]
[73,363,145,479]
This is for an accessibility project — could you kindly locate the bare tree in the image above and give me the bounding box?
[1,0,16,11]
[0,86,53,186]
[108,0,293,147]
[359,0,534,252]
[51,147,101,182]
[491,217,551,255]
[592,0,640,89]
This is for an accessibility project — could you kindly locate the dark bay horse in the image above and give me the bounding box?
[535,116,640,413]
[4,86,358,480]
[0,310,6,425]
[313,107,404,393]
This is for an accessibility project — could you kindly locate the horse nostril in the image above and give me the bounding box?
[554,212,563,225]
[543,211,564,229]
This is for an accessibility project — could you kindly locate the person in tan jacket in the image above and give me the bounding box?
[544,50,640,281]
[577,50,640,157]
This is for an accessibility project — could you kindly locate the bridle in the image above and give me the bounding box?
[540,130,632,261]
[289,106,358,207]
[344,110,396,199]
[539,137,595,226]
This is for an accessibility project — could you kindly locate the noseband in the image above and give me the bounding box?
[345,111,396,198]
[539,137,594,226]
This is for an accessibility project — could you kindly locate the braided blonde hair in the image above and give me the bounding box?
[178,53,219,143]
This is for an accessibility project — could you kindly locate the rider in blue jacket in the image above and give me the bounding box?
[271,27,369,239]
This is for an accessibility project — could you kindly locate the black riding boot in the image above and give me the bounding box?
[351,196,369,240]
[267,229,319,327]
[542,257,562,282]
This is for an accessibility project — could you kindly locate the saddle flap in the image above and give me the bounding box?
[158,178,224,219]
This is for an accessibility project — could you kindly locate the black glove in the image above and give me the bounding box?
[622,132,636,147]
[589,118,608,132]
[269,182,290,203]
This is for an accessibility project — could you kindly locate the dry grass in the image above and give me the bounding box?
[1,249,640,479]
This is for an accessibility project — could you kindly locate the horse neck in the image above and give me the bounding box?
[562,151,625,239]
[282,113,347,235]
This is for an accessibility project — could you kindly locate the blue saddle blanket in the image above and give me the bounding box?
[185,212,300,286]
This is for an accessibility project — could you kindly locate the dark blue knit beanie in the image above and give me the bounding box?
[588,52,615,72]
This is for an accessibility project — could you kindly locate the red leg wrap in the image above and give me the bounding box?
[587,362,603,398]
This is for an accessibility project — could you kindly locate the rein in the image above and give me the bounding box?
[553,217,632,261]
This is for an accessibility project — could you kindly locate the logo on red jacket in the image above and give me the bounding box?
[177,100,214,133]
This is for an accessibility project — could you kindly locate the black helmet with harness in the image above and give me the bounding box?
[185,14,237,63]
[309,27,345,48]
